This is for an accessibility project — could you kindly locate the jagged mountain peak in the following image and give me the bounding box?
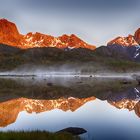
[0,19,23,47]
[0,18,20,35]
[107,27,140,47]
[0,18,96,50]
[107,34,139,47]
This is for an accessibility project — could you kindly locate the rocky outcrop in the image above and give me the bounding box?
[0,19,96,50]
[107,35,139,47]
[134,101,140,117]
[134,28,140,45]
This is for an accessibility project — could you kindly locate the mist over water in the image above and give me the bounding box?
[0,66,139,140]
[0,64,138,89]
[0,64,138,78]
[0,64,81,76]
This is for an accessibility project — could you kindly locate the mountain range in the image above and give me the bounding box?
[0,97,95,127]
[105,28,140,61]
[1,85,140,127]
[1,18,140,50]
[0,19,95,50]
[1,18,140,71]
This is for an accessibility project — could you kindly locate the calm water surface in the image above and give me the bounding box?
[0,76,140,140]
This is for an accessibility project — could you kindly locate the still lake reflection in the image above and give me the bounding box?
[0,76,140,140]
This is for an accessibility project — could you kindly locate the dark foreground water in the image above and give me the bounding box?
[0,76,140,140]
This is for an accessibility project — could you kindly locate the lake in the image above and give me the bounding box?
[0,76,140,140]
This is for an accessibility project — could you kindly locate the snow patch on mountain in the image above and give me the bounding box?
[134,46,140,58]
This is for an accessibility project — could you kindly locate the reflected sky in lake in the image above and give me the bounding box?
[0,99,140,140]
[0,77,140,140]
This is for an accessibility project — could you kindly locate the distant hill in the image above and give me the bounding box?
[94,45,140,62]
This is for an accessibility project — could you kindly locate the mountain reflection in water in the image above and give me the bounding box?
[0,96,95,127]
[0,77,140,140]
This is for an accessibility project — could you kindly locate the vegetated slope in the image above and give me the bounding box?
[0,44,140,72]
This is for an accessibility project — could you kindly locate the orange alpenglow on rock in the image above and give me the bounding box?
[0,96,95,127]
[134,28,140,45]
[108,99,138,110]
[108,99,140,118]
[0,19,23,47]
[107,34,139,47]
[0,19,96,50]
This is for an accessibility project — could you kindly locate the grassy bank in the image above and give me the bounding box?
[0,131,80,140]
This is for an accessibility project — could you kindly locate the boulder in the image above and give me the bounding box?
[56,127,87,135]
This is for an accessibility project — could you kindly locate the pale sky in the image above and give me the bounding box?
[0,0,140,47]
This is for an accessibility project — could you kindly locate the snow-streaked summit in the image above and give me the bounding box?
[107,35,139,47]
[0,19,96,50]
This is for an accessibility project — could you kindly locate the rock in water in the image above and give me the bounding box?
[132,74,140,85]
[56,127,87,135]
[120,79,132,85]
[47,83,53,86]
